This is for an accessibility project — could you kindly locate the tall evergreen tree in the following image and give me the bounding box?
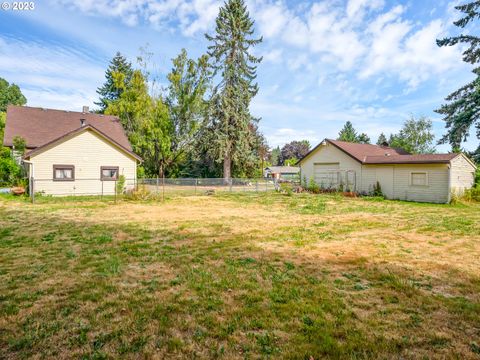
[357,133,371,144]
[96,52,134,113]
[270,146,281,166]
[337,121,358,142]
[376,132,388,145]
[204,0,262,180]
[435,1,480,150]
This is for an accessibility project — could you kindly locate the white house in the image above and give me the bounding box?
[264,166,300,181]
[3,105,142,196]
[298,139,477,203]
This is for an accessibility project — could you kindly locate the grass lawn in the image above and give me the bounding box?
[0,193,479,359]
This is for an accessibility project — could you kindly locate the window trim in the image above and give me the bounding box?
[410,171,428,187]
[100,166,120,181]
[53,165,75,182]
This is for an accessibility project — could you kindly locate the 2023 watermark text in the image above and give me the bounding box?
[1,2,35,11]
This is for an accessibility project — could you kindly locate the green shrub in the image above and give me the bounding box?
[116,175,126,195]
[372,181,384,198]
[0,147,22,187]
[279,182,293,196]
[462,186,480,202]
[307,178,320,193]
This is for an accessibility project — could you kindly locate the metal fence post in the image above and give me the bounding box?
[156,177,159,195]
[101,179,104,200]
[30,177,35,204]
[162,175,165,202]
[256,180,258,192]
[114,179,117,204]
[195,178,198,195]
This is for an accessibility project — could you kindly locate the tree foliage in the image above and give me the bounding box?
[337,121,371,144]
[376,132,388,145]
[96,52,134,113]
[105,70,170,177]
[203,0,263,180]
[0,78,26,186]
[270,146,280,166]
[435,1,480,150]
[337,121,357,142]
[388,116,436,154]
[279,140,310,164]
[0,77,26,112]
[165,49,211,176]
[357,133,371,144]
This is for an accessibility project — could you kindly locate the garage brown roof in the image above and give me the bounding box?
[364,154,459,164]
[298,139,464,165]
[327,139,410,162]
[3,105,132,151]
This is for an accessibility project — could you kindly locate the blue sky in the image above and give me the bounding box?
[0,0,477,151]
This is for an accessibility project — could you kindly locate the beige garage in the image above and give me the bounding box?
[298,139,477,203]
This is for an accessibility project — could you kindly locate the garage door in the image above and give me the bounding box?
[314,163,340,187]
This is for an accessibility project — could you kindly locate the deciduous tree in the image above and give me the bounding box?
[279,140,310,164]
[0,77,26,112]
[164,49,211,176]
[389,116,436,154]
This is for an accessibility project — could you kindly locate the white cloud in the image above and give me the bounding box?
[0,35,104,110]
[263,48,283,63]
[55,0,221,35]
[346,0,384,20]
[266,127,320,147]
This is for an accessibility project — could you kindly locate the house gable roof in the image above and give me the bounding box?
[24,125,142,162]
[4,105,132,151]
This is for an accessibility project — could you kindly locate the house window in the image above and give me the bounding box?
[53,165,75,181]
[411,172,428,186]
[101,166,119,181]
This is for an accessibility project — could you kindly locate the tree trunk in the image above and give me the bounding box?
[223,152,231,183]
[158,163,164,179]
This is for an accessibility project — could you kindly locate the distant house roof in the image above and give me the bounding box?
[3,105,132,151]
[298,139,466,166]
[265,166,300,174]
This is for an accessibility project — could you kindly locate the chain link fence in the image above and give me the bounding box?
[29,177,280,202]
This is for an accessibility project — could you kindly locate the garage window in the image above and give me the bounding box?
[101,166,119,181]
[53,165,75,181]
[411,172,428,186]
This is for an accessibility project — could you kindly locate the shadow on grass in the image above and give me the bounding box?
[0,196,479,359]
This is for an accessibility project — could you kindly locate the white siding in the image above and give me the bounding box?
[361,164,449,203]
[300,143,362,189]
[29,129,137,196]
[450,154,476,195]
